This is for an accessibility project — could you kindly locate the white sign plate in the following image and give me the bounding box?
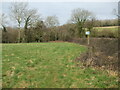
[85,31,90,35]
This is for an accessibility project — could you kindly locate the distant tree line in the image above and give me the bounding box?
[93,19,118,27]
[0,2,118,43]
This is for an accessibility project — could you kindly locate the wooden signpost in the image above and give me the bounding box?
[85,31,90,45]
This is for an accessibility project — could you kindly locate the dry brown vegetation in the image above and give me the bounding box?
[71,38,118,72]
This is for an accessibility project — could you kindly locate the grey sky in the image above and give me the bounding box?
[1,2,118,26]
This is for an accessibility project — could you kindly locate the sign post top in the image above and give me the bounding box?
[85,31,90,35]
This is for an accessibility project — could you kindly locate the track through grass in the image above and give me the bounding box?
[2,42,118,88]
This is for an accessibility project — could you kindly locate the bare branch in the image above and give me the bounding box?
[45,16,59,28]
[10,2,28,28]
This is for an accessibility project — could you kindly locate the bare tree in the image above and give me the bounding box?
[10,2,40,42]
[112,2,119,26]
[112,9,119,19]
[45,16,59,28]
[10,2,28,42]
[10,2,28,28]
[0,13,8,43]
[113,1,120,18]
[23,8,40,42]
[44,16,59,41]
[23,9,40,30]
[0,13,7,32]
[70,8,94,37]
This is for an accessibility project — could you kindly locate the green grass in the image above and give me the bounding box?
[2,42,118,88]
[95,26,118,31]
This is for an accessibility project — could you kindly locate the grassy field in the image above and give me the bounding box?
[90,26,118,38]
[2,42,118,88]
[95,26,118,31]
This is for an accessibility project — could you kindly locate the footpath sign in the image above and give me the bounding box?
[85,31,90,35]
[85,31,90,45]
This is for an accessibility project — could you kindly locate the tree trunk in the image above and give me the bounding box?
[17,23,21,43]
[18,30,21,43]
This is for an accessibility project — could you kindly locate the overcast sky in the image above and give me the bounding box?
[1,1,118,26]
